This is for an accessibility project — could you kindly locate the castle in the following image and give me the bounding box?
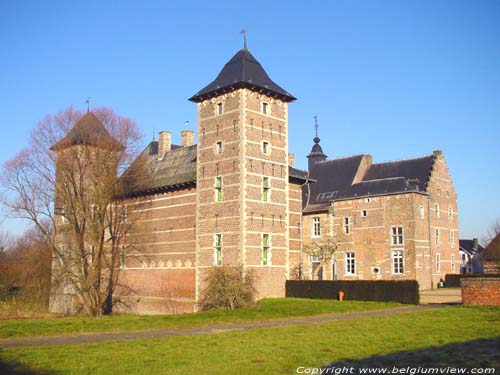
[50,46,459,314]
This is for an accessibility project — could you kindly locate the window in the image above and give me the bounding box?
[216,141,223,154]
[449,230,455,245]
[435,204,440,218]
[361,210,367,217]
[436,253,441,273]
[312,217,321,237]
[448,207,453,221]
[391,226,404,245]
[343,217,351,234]
[262,141,270,155]
[262,234,270,265]
[345,252,356,275]
[215,176,223,202]
[446,191,450,198]
[262,176,270,202]
[217,102,223,115]
[419,205,425,219]
[451,254,456,273]
[120,206,127,224]
[392,250,404,274]
[119,246,126,268]
[262,102,268,115]
[311,256,322,280]
[435,228,440,246]
[214,233,222,266]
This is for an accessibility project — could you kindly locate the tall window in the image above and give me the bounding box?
[449,230,455,245]
[216,141,223,154]
[391,226,404,245]
[120,206,127,224]
[214,233,222,266]
[436,253,441,273]
[262,102,268,115]
[311,255,322,280]
[392,250,404,274]
[217,102,223,115]
[451,254,456,273]
[435,228,440,246]
[262,177,270,202]
[435,204,440,218]
[448,207,453,221]
[343,217,351,234]
[419,205,425,219]
[215,176,223,202]
[312,217,321,237]
[262,234,270,265]
[262,141,270,155]
[119,246,126,268]
[345,252,356,275]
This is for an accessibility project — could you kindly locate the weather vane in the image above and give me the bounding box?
[240,28,247,49]
[85,97,91,113]
[314,115,319,138]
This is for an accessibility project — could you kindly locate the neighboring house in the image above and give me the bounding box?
[50,45,460,314]
[480,233,500,274]
[459,238,484,273]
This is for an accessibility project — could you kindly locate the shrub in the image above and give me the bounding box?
[199,266,256,311]
[286,280,419,304]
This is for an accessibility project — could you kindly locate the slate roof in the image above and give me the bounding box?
[304,153,436,213]
[117,143,308,198]
[189,48,296,103]
[50,112,124,151]
[459,239,484,255]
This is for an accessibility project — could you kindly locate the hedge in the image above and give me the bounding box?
[444,274,461,287]
[286,280,419,304]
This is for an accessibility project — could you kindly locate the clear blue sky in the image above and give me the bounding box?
[0,0,499,241]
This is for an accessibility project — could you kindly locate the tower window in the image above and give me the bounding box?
[343,217,351,234]
[119,246,126,268]
[345,252,356,275]
[391,226,404,245]
[217,102,223,115]
[214,233,222,266]
[262,233,271,265]
[361,210,367,217]
[435,228,440,246]
[215,176,223,202]
[436,253,441,273]
[450,229,455,244]
[392,250,404,275]
[419,205,425,219]
[262,176,270,202]
[448,206,453,221]
[434,204,440,218]
[262,102,268,115]
[216,141,223,154]
[262,141,270,155]
[312,217,321,237]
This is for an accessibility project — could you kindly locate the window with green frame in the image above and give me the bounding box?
[215,176,223,202]
[262,233,270,265]
[214,233,222,266]
[262,176,270,202]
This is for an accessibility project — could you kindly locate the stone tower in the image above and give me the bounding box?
[189,47,296,301]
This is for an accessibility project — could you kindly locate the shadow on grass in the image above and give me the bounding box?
[0,356,60,375]
[324,338,500,371]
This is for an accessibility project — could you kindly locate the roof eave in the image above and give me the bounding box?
[189,82,296,103]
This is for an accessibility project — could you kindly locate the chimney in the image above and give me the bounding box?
[288,153,295,168]
[181,130,194,147]
[473,238,479,251]
[158,131,171,160]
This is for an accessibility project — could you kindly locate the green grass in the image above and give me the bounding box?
[0,298,400,339]
[0,306,498,375]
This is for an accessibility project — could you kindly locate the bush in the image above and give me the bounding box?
[286,280,419,304]
[199,266,256,311]
[444,274,461,287]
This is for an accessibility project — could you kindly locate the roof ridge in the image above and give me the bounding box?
[317,154,365,163]
[372,154,433,165]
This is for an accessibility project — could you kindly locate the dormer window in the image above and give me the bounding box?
[262,102,268,115]
[217,102,223,115]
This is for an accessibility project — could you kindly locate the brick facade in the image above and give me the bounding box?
[461,278,500,306]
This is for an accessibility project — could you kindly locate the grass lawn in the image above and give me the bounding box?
[0,298,400,339]
[0,306,498,375]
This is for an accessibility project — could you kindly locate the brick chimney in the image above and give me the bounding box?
[473,238,479,251]
[181,130,194,147]
[158,131,171,160]
[288,153,295,168]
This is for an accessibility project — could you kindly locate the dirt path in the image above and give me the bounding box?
[0,304,444,349]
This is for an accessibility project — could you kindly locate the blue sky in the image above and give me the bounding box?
[0,0,499,241]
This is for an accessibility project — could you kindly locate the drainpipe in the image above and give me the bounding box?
[427,195,434,289]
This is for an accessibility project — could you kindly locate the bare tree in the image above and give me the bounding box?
[0,107,143,316]
[482,219,500,275]
[302,238,338,280]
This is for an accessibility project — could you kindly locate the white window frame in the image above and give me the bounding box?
[449,229,455,245]
[451,254,456,273]
[361,210,367,217]
[448,206,453,221]
[343,217,351,235]
[436,253,441,273]
[214,176,223,202]
[215,141,223,154]
[435,228,440,246]
[312,217,321,238]
[391,226,404,246]
[419,205,425,219]
[435,204,440,218]
[345,252,356,275]
[262,233,271,266]
[214,233,223,266]
[392,249,404,275]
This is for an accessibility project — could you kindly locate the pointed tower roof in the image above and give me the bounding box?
[50,112,124,151]
[189,48,296,103]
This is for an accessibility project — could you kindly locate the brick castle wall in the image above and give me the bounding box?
[461,277,500,306]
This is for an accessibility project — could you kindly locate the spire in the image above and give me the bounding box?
[240,28,247,49]
[307,115,327,170]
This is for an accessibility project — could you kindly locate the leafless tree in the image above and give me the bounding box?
[302,238,338,280]
[0,107,143,316]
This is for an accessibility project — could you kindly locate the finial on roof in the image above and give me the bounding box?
[313,115,320,144]
[152,127,156,141]
[240,28,247,49]
[85,97,91,113]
